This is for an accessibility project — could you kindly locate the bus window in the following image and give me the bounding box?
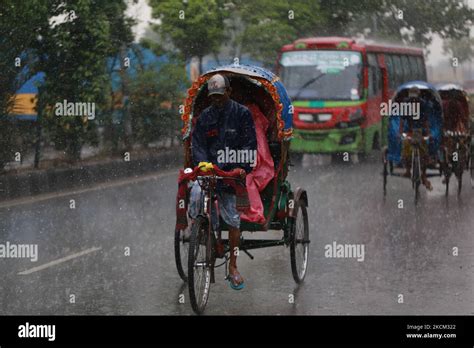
[384,54,395,89]
[416,56,427,80]
[367,53,381,96]
[392,55,402,87]
[408,56,419,80]
[401,55,410,83]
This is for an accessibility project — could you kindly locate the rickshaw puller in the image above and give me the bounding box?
[189,74,257,290]
[399,87,433,191]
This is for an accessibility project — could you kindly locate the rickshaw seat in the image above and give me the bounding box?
[240,103,275,224]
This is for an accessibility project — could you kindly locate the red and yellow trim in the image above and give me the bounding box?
[181,74,292,140]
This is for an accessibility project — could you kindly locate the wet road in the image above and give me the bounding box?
[1,153,473,315]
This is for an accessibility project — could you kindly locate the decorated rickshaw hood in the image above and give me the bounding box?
[181,64,293,141]
[435,83,465,92]
[395,80,442,104]
[387,80,444,164]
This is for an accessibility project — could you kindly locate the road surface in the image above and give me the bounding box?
[1,153,473,315]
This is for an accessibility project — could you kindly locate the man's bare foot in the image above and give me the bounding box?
[423,178,433,191]
[228,265,244,290]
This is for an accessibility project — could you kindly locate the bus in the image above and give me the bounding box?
[278,37,426,159]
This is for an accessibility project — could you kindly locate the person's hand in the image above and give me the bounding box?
[231,168,246,179]
[198,162,214,172]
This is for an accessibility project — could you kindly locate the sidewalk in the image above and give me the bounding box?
[0,147,183,202]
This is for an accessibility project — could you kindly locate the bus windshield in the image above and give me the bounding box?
[280,50,363,101]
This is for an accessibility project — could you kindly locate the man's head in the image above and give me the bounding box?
[408,86,421,99]
[207,74,231,108]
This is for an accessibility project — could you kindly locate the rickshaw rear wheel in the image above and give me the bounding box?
[174,227,189,282]
[470,142,474,188]
[290,199,309,284]
[382,148,388,196]
[412,153,421,205]
[188,217,212,315]
[454,162,463,195]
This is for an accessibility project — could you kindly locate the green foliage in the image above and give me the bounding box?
[129,61,188,146]
[149,0,230,62]
[347,0,474,49]
[0,0,49,169]
[443,37,474,65]
[234,0,324,66]
[36,0,133,161]
[151,0,474,67]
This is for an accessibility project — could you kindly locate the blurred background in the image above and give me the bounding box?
[1,0,473,175]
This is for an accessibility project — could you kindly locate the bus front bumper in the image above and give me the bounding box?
[290,127,363,154]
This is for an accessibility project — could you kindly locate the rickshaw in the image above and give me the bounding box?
[174,65,310,314]
[382,81,444,204]
[436,83,473,195]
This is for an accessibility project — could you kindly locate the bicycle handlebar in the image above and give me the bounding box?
[401,133,430,141]
[179,165,245,184]
[443,130,469,137]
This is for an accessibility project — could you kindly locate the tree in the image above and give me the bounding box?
[149,0,230,72]
[129,60,187,147]
[443,36,474,79]
[347,0,474,49]
[36,0,134,161]
[232,0,325,66]
[0,1,49,170]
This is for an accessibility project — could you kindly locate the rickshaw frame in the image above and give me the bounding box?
[436,83,473,195]
[382,81,444,204]
[174,64,310,314]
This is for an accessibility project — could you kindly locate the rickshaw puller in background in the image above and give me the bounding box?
[189,74,257,290]
[399,87,433,191]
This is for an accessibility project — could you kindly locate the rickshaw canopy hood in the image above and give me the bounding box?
[395,81,443,104]
[181,64,293,141]
[387,80,444,164]
[435,83,465,93]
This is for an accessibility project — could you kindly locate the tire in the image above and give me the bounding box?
[413,150,421,205]
[174,227,190,282]
[383,150,388,196]
[470,141,474,187]
[373,132,381,151]
[458,171,463,195]
[290,200,309,284]
[188,217,212,315]
[454,161,463,195]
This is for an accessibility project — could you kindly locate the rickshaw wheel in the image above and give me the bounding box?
[188,217,212,315]
[470,143,474,188]
[174,227,189,282]
[454,162,463,195]
[382,148,388,196]
[413,154,421,205]
[290,199,309,284]
[445,172,450,196]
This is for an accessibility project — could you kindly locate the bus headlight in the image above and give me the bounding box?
[298,113,314,122]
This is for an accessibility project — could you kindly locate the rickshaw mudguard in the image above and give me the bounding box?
[288,187,308,219]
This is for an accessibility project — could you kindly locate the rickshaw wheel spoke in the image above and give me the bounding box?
[290,199,309,284]
[188,217,211,314]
